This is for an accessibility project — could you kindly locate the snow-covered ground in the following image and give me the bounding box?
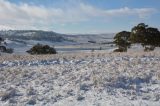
[0,51,160,106]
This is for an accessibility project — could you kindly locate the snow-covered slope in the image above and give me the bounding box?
[0,52,160,106]
[0,30,66,42]
[0,30,115,54]
[0,30,114,44]
[64,33,114,44]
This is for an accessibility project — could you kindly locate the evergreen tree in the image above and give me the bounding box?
[130,23,160,51]
[114,31,131,52]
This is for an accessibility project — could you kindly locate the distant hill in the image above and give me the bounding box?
[0,30,114,44]
[0,30,115,54]
[62,33,115,44]
[0,30,66,42]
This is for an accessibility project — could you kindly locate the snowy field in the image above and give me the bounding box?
[0,51,160,106]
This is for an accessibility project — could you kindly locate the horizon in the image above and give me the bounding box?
[0,29,116,35]
[0,0,159,34]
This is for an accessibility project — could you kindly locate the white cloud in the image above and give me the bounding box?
[0,0,157,30]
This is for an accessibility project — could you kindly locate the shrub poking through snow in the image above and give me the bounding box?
[0,37,13,54]
[1,88,17,101]
[77,95,85,101]
[27,98,36,105]
[27,43,57,55]
[5,48,14,54]
[113,48,126,52]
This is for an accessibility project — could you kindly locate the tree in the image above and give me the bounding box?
[0,37,7,52]
[142,27,159,51]
[0,37,3,44]
[27,43,57,55]
[130,23,160,51]
[130,23,147,44]
[114,31,131,52]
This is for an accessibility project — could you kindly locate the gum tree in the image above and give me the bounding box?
[130,23,160,51]
[114,31,131,52]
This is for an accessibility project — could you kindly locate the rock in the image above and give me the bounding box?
[27,88,36,96]
[129,96,137,100]
[27,99,36,105]
[9,98,17,103]
[142,95,151,100]
[77,95,85,101]
[37,96,44,101]
[80,84,91,91]
[67,90,75,96]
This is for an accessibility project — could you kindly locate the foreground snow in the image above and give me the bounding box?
[0,52,160,106]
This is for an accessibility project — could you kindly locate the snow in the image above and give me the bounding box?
[0,52,160,106]
[2,33,115,54]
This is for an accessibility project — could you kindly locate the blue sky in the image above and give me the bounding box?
[0,0,159,34]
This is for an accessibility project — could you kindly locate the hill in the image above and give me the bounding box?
[0,30,115,54]
[0,30,66,42]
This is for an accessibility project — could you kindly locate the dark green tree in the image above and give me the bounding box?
[0,37,7,52]
[130,23,147,44]
[114,31,131,52]
[130,23,160,51]
[0,37,3,44]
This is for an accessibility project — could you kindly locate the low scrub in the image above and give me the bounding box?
[27,44,57,55]
[113,48,126,52]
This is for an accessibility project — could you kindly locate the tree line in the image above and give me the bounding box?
[114,23,160,52]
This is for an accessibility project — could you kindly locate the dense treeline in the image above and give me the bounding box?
[114,23,160,52]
